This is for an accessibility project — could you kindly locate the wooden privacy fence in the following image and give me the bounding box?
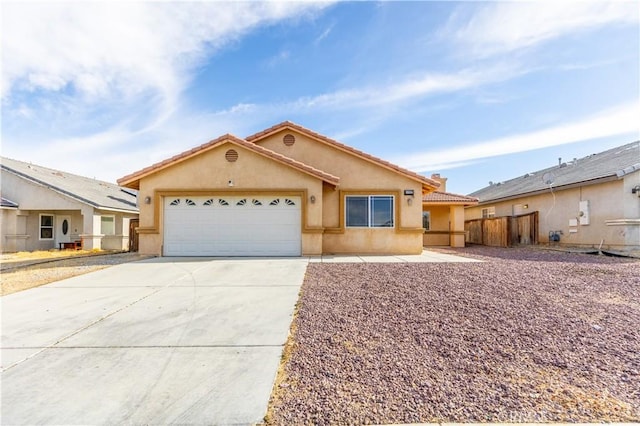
[465,211,539,247]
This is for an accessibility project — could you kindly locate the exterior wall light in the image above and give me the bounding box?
[310,195,316,204]
[144,196,152,204]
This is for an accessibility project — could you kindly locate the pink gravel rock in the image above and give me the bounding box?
[267,247,640,424]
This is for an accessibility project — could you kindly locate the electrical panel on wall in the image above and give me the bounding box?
[579,200,590,225]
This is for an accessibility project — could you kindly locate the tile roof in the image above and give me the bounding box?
[469,141,640,203]
[1,196,19,208]
[117,134,340,189]
[246,121,440,190]
[423,191,478,205]
[1,157,138,212]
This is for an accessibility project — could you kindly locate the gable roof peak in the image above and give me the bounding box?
[245,121,440,190]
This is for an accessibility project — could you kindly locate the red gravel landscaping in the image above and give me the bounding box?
[266,247,640,424]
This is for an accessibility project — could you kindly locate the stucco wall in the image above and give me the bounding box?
[257,130,425,254]
[423,205,450,246]
[465,177,639,249]
[136,142,324,256]
[134,132,427,255]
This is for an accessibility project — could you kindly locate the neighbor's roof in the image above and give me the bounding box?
[246,121,440,191]
[1,196,19,208]
[469,141,640,204]
[117,133,341,189]
[423,191,478,205]
[1,157,138,212]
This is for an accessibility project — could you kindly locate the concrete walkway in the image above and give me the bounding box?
[1,257,307,425]
[309,249,481,263]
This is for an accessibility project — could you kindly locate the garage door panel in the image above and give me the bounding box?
[163,196,301,256]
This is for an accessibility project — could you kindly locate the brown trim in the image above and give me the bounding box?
[140,189,321,236]
[424,230,467,235]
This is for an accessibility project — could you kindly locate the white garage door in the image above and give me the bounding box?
[163,195,301,256]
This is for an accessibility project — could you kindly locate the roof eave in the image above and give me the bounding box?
[117,134,341,188]
[472,174,619,206]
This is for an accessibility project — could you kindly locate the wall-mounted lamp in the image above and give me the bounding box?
[404,189,415,206]
[144,196,152,204]
[632,185,640,195]
[228,180,234,187]
[523,204,529,209]
[310,195,316,204]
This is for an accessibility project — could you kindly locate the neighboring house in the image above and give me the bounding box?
[1,157,139,253]
[422,174,478,247]
[118,121,443,256]
[465,141,640,251]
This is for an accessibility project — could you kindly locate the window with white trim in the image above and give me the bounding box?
[481,207,496,218]
[346,195,394,228]
[101,216,115,235]
[39,214,54,240]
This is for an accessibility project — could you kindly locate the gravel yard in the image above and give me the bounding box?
[1,252,154,296]
[266,247,640,424]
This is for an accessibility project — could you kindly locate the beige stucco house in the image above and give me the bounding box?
[118,121,443,256]
[1,157,139,253]
[422,174,478,248]
[465,141,640,251]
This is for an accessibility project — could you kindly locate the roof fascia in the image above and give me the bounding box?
[118,134,339,188]
[1,164,99,209]
[473,174,619,206]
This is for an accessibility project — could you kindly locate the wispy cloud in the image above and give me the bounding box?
[444,1,639,58]
[395,101,640,172]
[314,24,334,45]
[288,63,524,111]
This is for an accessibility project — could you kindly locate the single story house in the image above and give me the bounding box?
[422,174,478,247]
[118,121,444,256]
[1,157,139,253]
[465,141,640,251]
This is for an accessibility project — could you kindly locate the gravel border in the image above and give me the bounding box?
[267,247,640,424]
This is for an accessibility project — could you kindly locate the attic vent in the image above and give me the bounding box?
[225,149,238,162]
[283,134,296,146]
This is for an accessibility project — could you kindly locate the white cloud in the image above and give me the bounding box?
[287,63,523,111]
[445,1,639,58]
[2,2,331,104]
[396,101,640,172]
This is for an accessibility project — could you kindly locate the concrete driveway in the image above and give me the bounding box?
[1,257,308,425]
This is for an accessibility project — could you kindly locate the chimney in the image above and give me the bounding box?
[430,173,447,192]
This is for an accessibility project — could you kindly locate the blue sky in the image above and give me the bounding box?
[2,1,639,194]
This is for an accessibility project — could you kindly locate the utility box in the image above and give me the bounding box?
[579,200,590,225]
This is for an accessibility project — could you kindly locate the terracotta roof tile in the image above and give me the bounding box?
[423,191,478,205]
[118,133,340,189]
[246,121,440,190]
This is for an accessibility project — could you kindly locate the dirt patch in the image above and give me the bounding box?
[266,247,640,424]
[1,253,154,296]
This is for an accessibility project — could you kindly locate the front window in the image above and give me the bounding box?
[40,214,54,240]
[101,216,115,235]
[422,211,431,230]
[346,195,394,228]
